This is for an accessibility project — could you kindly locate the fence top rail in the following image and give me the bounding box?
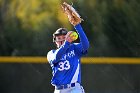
[0,57,140,64]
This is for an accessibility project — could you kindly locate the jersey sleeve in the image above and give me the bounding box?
[47,41,70,64]
[74,24,89,56]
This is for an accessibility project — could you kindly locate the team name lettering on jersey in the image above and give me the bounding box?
[61,50,75,60]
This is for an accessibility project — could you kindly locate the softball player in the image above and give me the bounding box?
[47,24,89,93]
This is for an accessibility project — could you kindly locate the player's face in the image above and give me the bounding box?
[55,35,66,48]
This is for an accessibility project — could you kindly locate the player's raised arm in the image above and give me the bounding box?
[74,24,89,53]
[61,2,89,54]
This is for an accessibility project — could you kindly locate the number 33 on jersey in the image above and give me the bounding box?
[58,60,70,71]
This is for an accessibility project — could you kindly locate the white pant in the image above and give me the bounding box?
[54,83,85,93]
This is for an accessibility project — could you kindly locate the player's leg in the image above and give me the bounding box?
[54,89,60,93]
[54,88,71,93]
[71,83,85,93]
[71,86,85,93]
[80,86,85,93]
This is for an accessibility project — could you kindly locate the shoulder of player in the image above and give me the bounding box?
[47,49,56,55]
[71,43,80,46]
[47,50,56,62]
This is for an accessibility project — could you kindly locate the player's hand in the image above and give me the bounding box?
[65,31,74,43]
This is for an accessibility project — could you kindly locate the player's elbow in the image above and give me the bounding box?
[84,41,90,50]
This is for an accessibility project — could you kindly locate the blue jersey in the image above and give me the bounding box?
[47,24,89,86]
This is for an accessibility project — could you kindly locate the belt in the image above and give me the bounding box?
[55,83,76,90]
